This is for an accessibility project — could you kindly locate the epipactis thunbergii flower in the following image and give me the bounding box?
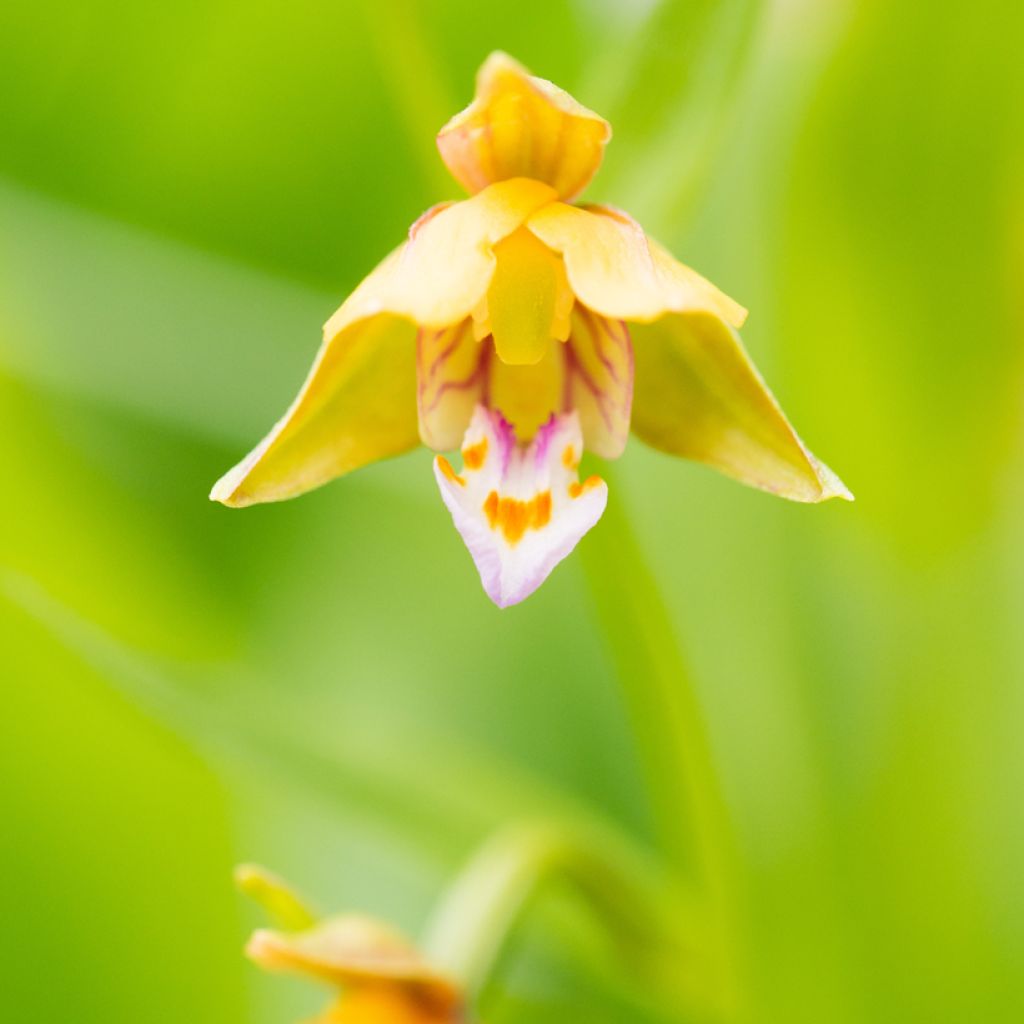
[211,52,851,607]
[238,865,464,1024]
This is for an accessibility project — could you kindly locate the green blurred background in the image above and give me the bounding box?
[1,1,1022,1021]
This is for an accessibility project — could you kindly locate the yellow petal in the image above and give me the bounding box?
[417,320,487,450]
[386,178,557,329]
[423,310,631,453]
[210,250,418,507]
[528,203,747,326]
[566,307,633,459]
[321,989,458,1024]
[486,225,574,365]
[631,313,852,503]
[418,326,566,450]
[437,52,611,201]
[247,916,455,997]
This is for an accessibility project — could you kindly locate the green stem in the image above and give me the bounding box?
[579,466,743,1011]
[422,822,691,1005]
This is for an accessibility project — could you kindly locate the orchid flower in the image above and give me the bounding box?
[211,52,850,607]
[238,866,464,1024]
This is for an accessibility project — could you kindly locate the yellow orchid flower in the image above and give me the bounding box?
[238,866,464,1024]
[211,52,851,607]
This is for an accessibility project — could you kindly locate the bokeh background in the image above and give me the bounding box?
[1,1,1022,1021]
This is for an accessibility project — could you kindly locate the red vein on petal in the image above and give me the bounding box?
[427,323,468,381]
[577,306,621,385]
[565,343,614,431]
[425,341,490,415]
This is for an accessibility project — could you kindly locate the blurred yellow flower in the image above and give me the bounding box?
[238,866,463,1024]
[212,52,850,606]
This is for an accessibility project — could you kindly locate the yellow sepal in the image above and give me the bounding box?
[631,313,852,503]
[210,249,418,507]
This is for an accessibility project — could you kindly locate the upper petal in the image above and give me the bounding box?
[437,52,611,201]
[381,178,557,329]
[210,250,418,507]
[527,203,747,326]
[631,313,853,503]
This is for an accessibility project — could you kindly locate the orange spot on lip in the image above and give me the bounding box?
[568,475,602,499]
[483,489,552,545]
[437,456,465,487]
[462,437,488,470]
[562,444,576,468]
